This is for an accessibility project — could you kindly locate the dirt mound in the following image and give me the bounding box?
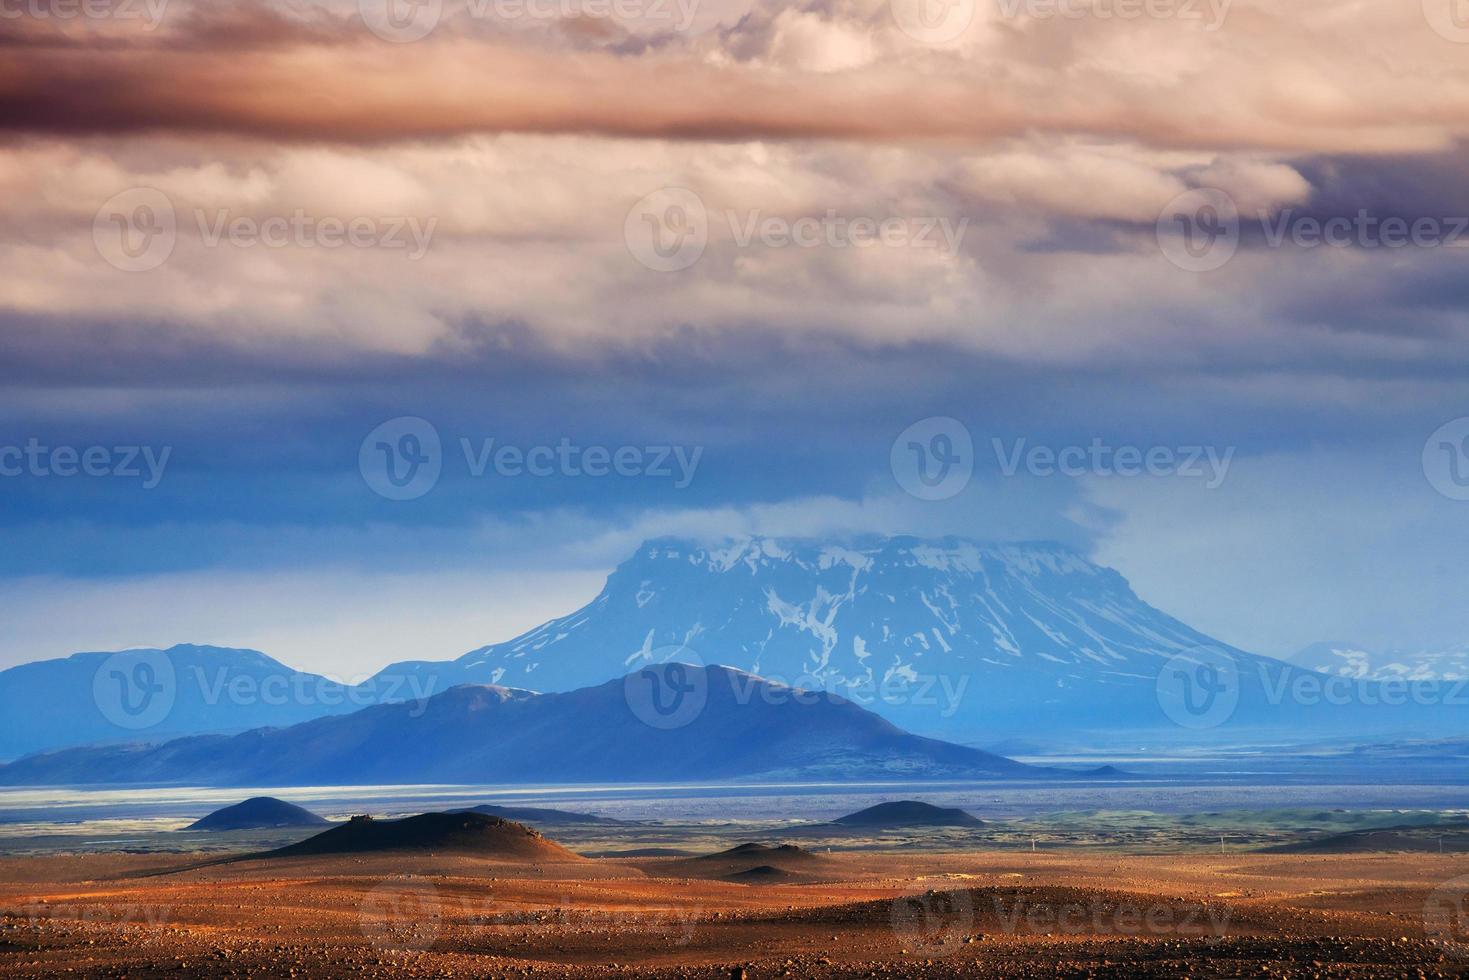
[718,843,817,861]
[724,864,792,883]
[652,842,830,881]
[831,801,983,829]
[268,811,581,860]
[187,797,329,831]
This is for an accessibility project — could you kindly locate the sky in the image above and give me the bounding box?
[3,0,1469,677]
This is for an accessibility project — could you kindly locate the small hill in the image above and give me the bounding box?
[655,841,829,881]
[450,803,623,826]
[724,865,791,883]
[1266,822,1469,854]
[268,812,581,860]
[832,800,983,829]
[188,797,329,831]
[717,842,819,863]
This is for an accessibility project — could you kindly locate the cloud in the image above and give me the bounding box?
[4,0,1467,152]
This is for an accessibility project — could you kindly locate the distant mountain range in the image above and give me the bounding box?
[367,537,1468,741]
[3,536,1466,763]
[0,644,353,761]
[0,665,1054,786]
[1293,641,1469,682]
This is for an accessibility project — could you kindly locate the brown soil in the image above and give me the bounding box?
[2,848,1468,977]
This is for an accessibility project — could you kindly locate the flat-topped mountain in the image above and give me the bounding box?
[366,536,1457,740]
[188,797,328,831]
[832,800,984,829]
[373,536,1227,738]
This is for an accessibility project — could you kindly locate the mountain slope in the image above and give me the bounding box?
[370,536,1445,739]
[0,665,1043,786]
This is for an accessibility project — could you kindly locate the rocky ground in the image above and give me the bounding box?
[2,849,1468,977]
